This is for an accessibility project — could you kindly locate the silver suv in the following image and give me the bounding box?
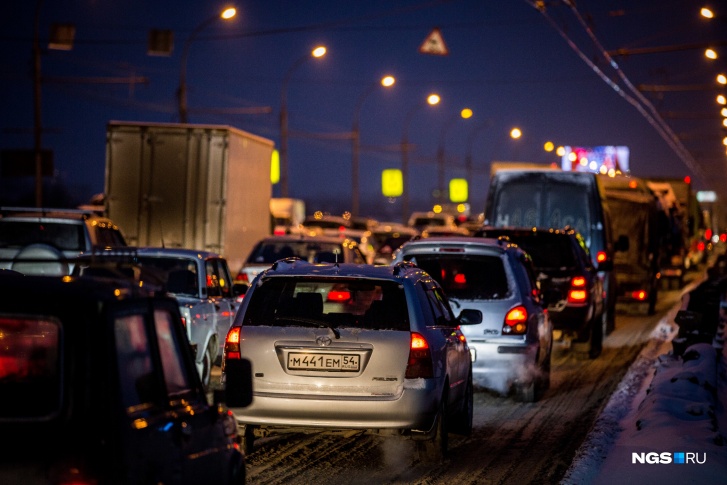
[222,259,482,461]
[0,207,127,275]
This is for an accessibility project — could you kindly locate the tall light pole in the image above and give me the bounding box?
[464,120,493,195]
[279,46,326,197]
[351,75,395,216]
[177,6,237,124]
[401,93,440,223]
[437,108,473,204]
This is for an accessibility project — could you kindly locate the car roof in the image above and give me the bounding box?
[135,247,222,260]
[0,207,115,224]
[399,236,508,251]
[256,234,357,244]
[259,260,422,280]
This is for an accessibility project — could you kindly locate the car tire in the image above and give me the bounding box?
[573,316,603,360]
[515,380,536,403]
[449,372,473,436]
[421,396,448,462]
[198,344,212,388]
[241,425,256,455]
[229,451,246,485]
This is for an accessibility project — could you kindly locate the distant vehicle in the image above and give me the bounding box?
[0,207,127,276]
[484,168,622,334]
[105,122,274,275]
[407,211,456,232]
[365,222,419,265]
[476,227,605,359]
[270,197,306,235]
[222,260,481,460]
[72,247,248,386]
[598,175,663,314]
[420,225,470,238]
[235,234,368,284]
[393,236,553,401]
[300,214,352,236]
[349,215,379,232]
[0,272,252,485]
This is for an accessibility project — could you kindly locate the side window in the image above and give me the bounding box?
[154,309,193,398]
[115,314,155,409]
[422,284,454,326]
[519,255,540,301]
[210,259,232,298]
[205,260,222,298]
[431,287,455,324]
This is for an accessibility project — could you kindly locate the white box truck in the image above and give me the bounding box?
[105,121,273,273]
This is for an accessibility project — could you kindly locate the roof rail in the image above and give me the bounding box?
[270,256,304,271]
[393,260,416,276]
[0,206,99,220]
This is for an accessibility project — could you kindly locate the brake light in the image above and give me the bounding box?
[405,332,433,378]
[596,251,607,264]
[224,327,241,360]
[235,272,248,283]
[632,290,648,301]
[502,306,527,335]
[454,273,466,284]
[327,290,351,301]
[571,276,586,287]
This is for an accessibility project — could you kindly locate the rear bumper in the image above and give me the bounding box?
[229,379,441,432]
[467,339,539,392]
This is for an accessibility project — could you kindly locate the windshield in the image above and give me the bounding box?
[488,233,578,271]
[405,254,509,300]
[244,277,409,331]
[247,241,344,264]
[0,220,85,251]
[134,257,199,297]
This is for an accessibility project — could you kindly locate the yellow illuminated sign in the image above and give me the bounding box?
[381,169,403,197]
[449,178,468,203]
[270,149,280,184]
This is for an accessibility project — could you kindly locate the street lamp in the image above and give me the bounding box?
[437,108,473,204]
[351,75,396,216]
[177,6,236,123]
[279,45,327,197]
[401,93,440,223]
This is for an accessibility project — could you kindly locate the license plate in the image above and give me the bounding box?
[287,352,360,371]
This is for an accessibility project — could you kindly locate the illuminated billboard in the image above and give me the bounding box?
[560,146,629,174]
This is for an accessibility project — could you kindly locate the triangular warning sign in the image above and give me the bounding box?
[419,28,449,56]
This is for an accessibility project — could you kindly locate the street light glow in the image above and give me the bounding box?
[700,7,714,19]
[718,74,727,85]
[705,48,718,60]
[717,94,726,105]
[721,107,727,117]
[556,146,565,157]
[427,93,441,105]
[381,75,396,87]
[460,108,473,119]
[510,127,522,139]
[221,7,237,19]
[544,141,554,152]
[312,46,327,58]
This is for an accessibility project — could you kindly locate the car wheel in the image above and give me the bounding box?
[421,396,448,462]
[197,344,212,388]
[229,451,246,485]
[241,425,256,455]
[515,380,536,403]
[450,373,473,436]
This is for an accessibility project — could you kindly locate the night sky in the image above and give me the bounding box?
[1,0,725,223]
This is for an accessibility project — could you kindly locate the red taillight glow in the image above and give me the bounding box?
[406,332,433,378]
[224,327,242,360]
[632,290,648,301]
[698,241,705,251]
[327,290,351,301]
[571,276,586,287]
[596,251,607,264]
[274,228,286,235]
[454,273,466,284]
[235,272,249,283]
[568,289,588,303]
[503,306,527,335]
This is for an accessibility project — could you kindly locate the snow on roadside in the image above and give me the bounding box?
[563,306,727,484]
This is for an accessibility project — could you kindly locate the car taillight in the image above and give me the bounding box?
[502,305,527,335]
[327,290,351,301]
[405,332,433,378]
[235,272,248,283]
[224,326,242,360]
[567,276,588,304]
[596,251,607,264]
[631,290,648,301]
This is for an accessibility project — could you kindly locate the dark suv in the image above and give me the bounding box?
[0,272,252,484]
[476,227,607,359]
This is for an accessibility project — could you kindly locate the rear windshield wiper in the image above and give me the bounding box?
[274,316,341,339]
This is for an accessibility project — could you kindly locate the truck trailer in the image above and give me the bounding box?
[105,121,274,273]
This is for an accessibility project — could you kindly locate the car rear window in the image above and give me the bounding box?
[247,241,344,264]
[497,234,577,271]
[0,220,85,251]
[243,277,409,331]
[0,316,62,419]
[405,254,509,300]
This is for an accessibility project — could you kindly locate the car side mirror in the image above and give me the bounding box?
[458,308,483,325]
[224,358,254,408]
[615,235,629,252]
